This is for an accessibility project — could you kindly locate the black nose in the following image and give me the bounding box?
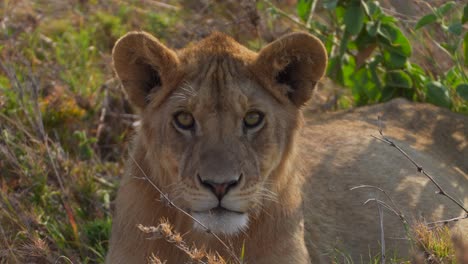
[198,175,240,200]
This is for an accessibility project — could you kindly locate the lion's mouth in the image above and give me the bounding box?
[191,206,249,235]
[193,206,244,215]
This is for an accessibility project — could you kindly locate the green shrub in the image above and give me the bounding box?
[270,0,468,113]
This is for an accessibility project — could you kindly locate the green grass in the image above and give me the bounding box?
[0,1,169,262]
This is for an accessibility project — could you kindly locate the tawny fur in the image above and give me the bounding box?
[106,31,467,263]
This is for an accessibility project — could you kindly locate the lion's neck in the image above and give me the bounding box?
[268,135,304,214]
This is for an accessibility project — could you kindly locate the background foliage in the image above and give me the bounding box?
[277,0,468,112]
[0,0,466,263]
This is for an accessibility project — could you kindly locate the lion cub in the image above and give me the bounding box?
[107,31,467,263]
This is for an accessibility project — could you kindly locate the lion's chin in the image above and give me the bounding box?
[191,208,249,235]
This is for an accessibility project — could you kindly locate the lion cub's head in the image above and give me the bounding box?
[112,31,327,235]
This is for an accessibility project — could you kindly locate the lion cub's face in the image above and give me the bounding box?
[145,61,293,234]
[113,32,327,235]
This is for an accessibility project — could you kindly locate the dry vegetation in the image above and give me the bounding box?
[0,0,466,263]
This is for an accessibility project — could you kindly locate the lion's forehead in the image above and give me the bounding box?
[171,56,268,115]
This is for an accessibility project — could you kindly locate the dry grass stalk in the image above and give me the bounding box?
[148,253,166,264]
[350,185,408,225]
[138,219,226,264]
[377,204,385,264]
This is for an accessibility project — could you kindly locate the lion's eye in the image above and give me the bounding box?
[243,111,264,129]
[173,111,195,130]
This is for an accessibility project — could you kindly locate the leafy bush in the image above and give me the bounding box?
[276,0,468,112]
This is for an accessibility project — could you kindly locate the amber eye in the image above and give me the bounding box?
[243,111,264,129]
[173,111,195,130]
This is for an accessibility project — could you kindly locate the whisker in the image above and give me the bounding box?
[180,81,197,96]
[257,187,279,203]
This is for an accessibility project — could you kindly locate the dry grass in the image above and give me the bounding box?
[412,223,467,264]
[138,219,227,264]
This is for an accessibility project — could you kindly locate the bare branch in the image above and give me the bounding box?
[129,155,242,264]
[373,117,468,219]
[426,215,468,227]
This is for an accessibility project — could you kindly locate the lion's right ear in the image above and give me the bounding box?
[251,32,327,107]
[112,31,179,110]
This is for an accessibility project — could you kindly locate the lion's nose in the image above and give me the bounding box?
[198,175,241,200]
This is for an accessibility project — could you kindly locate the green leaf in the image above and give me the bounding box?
[379,14,396,24]
[367,1,382,17]
[342,55,356,88]
[425,81,452,108]
[323,33,335,54]
[456,84,468,100]
[335,6,346,24]
[344,2,365,35]
[448,22,462,36]
[366,21,380,36]
[383,50,407,69]
[385,70,413,89]
[463,4,468,24]
[435,1,455,17]
[297,0,313,22]
[378,23,412,57]
[444,66,463,87]
[415,14,437,30]
[408,63,427,86]
[351,67,378,105]
[381,86,396,101]
[355,27,376,48]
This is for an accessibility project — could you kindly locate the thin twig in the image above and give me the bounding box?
[351,185,406,222]
[351,185,410,232]
[372,117,468,219]
[425,215,468,227]
[363,198,401,219]
[378,204,386,264]
[129,155,242,264]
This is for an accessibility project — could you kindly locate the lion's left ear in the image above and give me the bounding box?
[112,31,179,110]
[252,32,327,106]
